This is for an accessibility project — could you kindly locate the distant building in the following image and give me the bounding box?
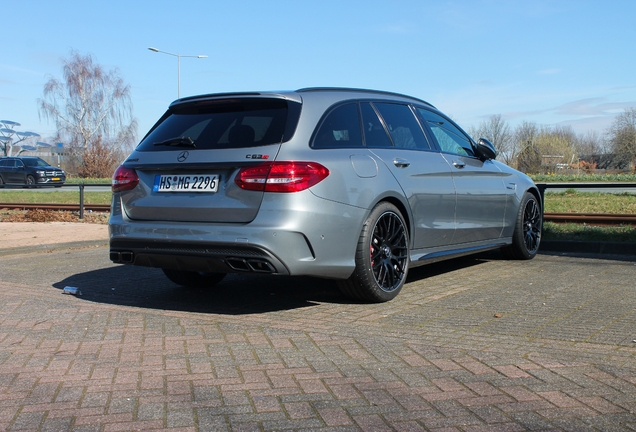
[579,154,634,171]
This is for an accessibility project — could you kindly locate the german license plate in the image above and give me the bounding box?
[153,174,219,193]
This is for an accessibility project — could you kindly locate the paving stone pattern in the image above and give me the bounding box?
[0,247,635,431]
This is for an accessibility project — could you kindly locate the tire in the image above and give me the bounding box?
[162,269,226,288]
[0,176,4,186]
[501,192,542,260]
[338,202,409,302]
[26,175,36,186]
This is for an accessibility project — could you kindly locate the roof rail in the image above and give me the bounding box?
[296,87,434,107]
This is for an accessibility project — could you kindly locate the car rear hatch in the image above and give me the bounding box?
[117,95,302,223]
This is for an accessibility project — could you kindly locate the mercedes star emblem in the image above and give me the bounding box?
[177,151,189,162]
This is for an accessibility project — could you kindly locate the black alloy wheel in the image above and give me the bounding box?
[502,192,542,260]
[369,210,409,292]
[338,202,409,302]
[522,196,542,255]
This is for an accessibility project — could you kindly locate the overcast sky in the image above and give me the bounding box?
[2,0,635,143]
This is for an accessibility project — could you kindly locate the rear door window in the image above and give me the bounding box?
[373,103,430,150]
[312,103,363,148]
[137,98,300,151]
[360,103,392,148]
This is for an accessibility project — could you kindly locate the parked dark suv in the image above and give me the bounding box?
[0,156,66,186]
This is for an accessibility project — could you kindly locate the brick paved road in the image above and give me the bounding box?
[0,245,635,431]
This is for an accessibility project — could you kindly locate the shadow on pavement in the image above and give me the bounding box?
[53,255,490,315]
[539,249,636,262]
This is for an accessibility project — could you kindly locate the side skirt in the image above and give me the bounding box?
[409,239,511,268]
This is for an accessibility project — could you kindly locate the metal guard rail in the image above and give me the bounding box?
[0,183,110,219]
[2,182,636,220]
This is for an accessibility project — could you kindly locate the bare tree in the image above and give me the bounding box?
[607,107,636,169]
[576,130,607,156]
[515,121,540,173]
[517,124,580,173]
[76,136,125,178]
[537,127,577,165]
[38,51,137,176]
[514,121,539,149]
[550,125,577,142]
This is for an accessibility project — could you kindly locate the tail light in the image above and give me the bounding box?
[112,165,139,192]
[235,161,329,193]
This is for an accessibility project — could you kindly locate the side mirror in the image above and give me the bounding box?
[476,138,497,161]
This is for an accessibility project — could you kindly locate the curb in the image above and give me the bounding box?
[540,240,636,256]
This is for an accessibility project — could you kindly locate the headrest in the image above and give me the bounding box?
[228,124,255,145]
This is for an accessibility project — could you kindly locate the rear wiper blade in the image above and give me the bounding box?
[153,136,196,147]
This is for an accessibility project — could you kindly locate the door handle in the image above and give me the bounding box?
[452,160,466,169]
[393,158,410,168]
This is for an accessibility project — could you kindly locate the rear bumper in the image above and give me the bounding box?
[108,192,367,279]
[109,237,292,275]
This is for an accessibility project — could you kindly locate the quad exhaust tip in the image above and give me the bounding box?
[225,258,276,273]
[110,251,134,264]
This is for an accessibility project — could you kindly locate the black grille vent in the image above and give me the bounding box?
[145,246,266,257]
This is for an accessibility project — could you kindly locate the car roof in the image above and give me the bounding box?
[171,87,435,109]
[296,87,434,107]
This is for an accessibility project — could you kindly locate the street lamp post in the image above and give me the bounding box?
[148,47,207,98]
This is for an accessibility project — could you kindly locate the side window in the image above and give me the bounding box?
[373,103,430,150]
[417,108,475,157]
[360,103,392,148]
[312,103,363,148]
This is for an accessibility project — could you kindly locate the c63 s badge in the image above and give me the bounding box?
[246,154,269,159]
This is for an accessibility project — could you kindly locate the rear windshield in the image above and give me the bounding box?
[137,98,301,151]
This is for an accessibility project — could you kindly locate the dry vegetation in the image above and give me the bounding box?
[0,209,108,224]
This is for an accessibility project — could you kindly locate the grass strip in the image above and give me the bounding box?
[544,190,636,214]
[531,173,636,182]
[2,190,635,214]
[0,191,111,205]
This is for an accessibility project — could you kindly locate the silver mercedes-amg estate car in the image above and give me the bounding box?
[109,88,542,302]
